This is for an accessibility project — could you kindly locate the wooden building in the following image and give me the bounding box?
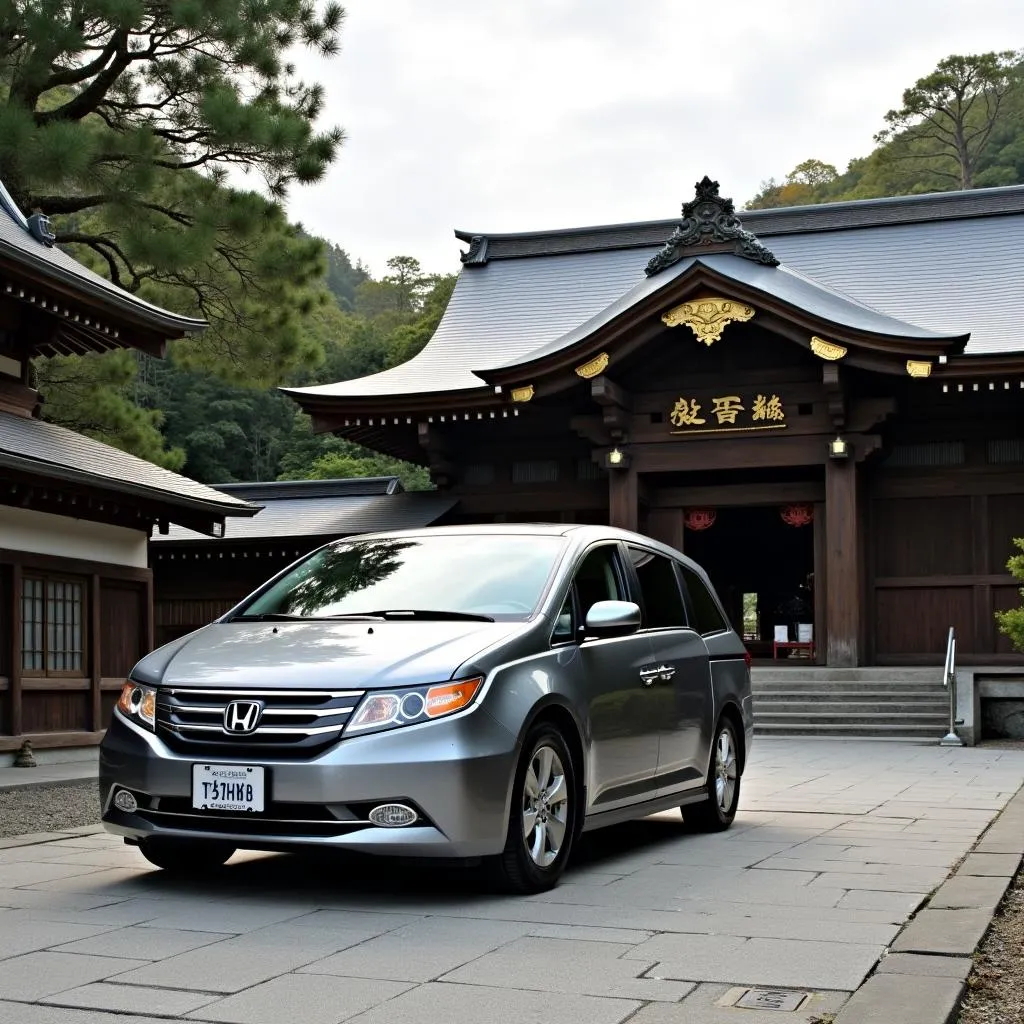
[286,178,1024,669]
[151,476,457,646]
[0,180,257,754]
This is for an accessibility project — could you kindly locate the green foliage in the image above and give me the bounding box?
[1,0,346,384]
[34,350,185,469]
[747,50,1024,209]
[995,538,1024,652]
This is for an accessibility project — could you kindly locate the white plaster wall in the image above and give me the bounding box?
[0,504,148,568]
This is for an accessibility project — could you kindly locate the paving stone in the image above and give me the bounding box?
[627,983,849,1024]
[112,922,384,993]
[627,933,882,991]
[135,899,322,933]
[891,908,992,956]
[189,973,414,1024]
[832,972,963,1024]
[441,936,693,1001]
[809,872,946,893]
[342,982,640,1024]
[928,873,1012,912]
[299,916,530,983]
[0,950,149,1000]
[0,918,119,960]
[526,923,654,944]
[875,953,973,980]
[958,852,1022,876]
[42,981,219,1016]
[836,890,927,916]
[53,924,233,960]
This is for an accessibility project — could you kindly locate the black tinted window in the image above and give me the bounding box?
[680,565,728,635]
[628,547,687,628]
[574,545,624,617]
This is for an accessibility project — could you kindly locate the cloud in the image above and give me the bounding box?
[285,0,1024,275]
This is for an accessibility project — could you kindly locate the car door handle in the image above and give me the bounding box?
[639,665,675,685]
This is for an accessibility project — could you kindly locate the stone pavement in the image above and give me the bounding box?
[0,738,1022,1024]
[0,751,98,789]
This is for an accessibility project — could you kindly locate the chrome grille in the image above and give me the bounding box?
[156,687,364,758]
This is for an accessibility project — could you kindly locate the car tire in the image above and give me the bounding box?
[685,717,740,832]
[137,837,236,873]
[492,723,578,894]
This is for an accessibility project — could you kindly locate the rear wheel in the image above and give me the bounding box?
[137,837,236,874]
[492,723,577,894]
[685,717,740,831]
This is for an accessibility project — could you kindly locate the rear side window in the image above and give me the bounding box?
[680,564,728,636]
[628,546,687,629]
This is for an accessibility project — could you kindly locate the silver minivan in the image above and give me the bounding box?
[100,524,753,893]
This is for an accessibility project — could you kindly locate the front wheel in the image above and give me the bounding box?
[685,718,740,831]
[492,724,577,894]
[137,837,236,874]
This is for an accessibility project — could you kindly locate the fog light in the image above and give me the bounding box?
[368,803,418,828]
[113,789,138,813]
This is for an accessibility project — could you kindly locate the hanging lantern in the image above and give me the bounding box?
[684,508,716,531]
[780,504,814,527]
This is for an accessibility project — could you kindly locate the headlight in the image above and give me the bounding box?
[115,682,157,732]
[346,677,484,736]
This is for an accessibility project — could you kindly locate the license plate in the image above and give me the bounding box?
[192,764,265,812]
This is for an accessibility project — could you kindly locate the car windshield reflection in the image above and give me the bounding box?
[233,534,567,622]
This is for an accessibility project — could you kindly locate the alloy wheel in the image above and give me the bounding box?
[715,726,738,814]
[521,744,569,868]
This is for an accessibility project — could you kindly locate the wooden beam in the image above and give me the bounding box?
[10,563,21,737]
[650,480,825,508]
[825,458,860,666]
[609,468,638,531]
[90,574,102,731]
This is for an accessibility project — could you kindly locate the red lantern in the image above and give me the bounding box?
[780,504,814,527]
[684,508,716,531]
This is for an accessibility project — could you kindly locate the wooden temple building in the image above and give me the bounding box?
[287,178,1024,669]
[0,180,257,753]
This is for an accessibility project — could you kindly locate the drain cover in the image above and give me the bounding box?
[735,988,810,1011]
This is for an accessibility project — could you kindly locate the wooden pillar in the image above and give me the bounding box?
[646,508,684,552]
[10,564,22,737]
[825,459,860,666]
[813,500,826,666]
[608,468,639,532]
[89,574,102,731]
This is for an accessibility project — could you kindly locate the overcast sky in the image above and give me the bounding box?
[284,0,1024,277]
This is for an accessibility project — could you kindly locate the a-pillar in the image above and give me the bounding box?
[608,467,639,532]
[825,457,860,666]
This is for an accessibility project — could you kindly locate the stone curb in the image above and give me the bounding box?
[833,784,1024,1024]
[0,824,104,850]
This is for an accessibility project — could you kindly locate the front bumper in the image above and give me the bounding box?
[99,708,519,858]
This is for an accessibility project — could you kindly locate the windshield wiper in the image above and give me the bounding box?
[351,609,495,622]
[229,612,385,623]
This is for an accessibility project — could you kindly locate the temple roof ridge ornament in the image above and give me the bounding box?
[646,177,779,276]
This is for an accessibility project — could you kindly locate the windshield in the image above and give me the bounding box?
[233,534,567,622]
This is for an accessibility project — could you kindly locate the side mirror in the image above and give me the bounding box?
[584,600,641,639]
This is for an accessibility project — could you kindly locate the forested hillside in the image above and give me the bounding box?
[747,51,1024,208]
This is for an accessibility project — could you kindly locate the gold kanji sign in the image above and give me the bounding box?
[669,393,788,435]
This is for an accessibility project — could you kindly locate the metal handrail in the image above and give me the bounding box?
[939,626,964,746]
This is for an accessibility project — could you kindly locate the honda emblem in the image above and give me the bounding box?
[223,700,263,735]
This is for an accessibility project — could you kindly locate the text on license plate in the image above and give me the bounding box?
[192,764,265,812]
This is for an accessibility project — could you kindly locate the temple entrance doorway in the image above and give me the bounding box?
[682,505,816,661]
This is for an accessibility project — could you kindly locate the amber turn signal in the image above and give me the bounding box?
[425,678,483,718]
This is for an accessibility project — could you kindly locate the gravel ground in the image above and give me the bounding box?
[958,873,1024,1024]
[0,780,100,838]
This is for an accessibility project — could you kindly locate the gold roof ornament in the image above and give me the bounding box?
[510,384,535,403]
[662,297,755,346]
[810,336,848,361]
[575,352,610,379]
[906,360,932,378]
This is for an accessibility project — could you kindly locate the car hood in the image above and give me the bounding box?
[147,619,529,691]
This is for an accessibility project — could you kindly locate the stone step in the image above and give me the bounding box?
[751,667,941,683]
[753,700,948,715]
[752,681,947,694]
[753,708,942,724]
[754,721,946,739]
[752,689,949,701]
